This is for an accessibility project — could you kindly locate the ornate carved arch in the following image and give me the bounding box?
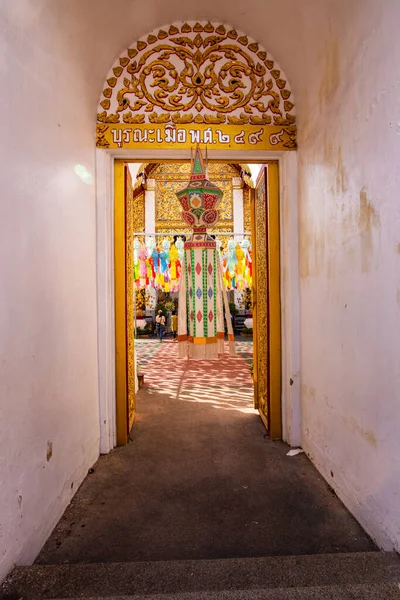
[97,22,296,151]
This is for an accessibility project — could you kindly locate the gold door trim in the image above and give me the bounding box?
[114,160,136,445]
[252,161,282,439]
[114,157,280,445]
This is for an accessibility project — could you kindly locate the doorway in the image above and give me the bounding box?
[113,157,281,445]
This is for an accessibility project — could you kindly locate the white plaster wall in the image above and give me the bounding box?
[298,0,400,551]
[2,0,399,582]
[0,1,100,580]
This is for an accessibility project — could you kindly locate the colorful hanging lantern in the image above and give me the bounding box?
[176,147,236,360]
[176,148,223,232]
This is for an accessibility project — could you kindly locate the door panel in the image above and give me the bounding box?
[251,162,282,439]
[114,161,136,445]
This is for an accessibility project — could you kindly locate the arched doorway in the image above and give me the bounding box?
[95,21,299,450]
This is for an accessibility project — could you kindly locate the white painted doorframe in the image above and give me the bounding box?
[95,148,300,454]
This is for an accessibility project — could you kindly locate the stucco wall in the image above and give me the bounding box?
[298,0,400,551]
[1,0,399,583]
[0,2,100,580]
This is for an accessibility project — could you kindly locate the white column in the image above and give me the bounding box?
[232,177,244,312]
[232,176,244,236]
[144,178,156,233]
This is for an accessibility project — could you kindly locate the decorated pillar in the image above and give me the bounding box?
[144,178,157,314]
[176,147,236,360]
[232,176,245,312]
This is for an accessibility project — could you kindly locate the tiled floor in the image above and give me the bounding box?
[135,338,254,414]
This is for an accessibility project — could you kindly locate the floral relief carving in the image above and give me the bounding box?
[132,189,145,231]
[97,22,295,128]
[243,186,252,232]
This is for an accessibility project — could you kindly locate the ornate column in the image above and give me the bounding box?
[144,178,157,318]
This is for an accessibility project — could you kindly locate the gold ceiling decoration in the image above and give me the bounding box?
[97,22,295,129]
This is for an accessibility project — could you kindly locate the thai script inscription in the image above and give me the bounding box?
[110,125,264,148]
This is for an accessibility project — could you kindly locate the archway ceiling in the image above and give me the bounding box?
[43,0,339,115]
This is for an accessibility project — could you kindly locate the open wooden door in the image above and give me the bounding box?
[114,160,136,445]
[251,162,282,439]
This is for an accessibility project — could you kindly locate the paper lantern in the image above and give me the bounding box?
[176,147,236,360]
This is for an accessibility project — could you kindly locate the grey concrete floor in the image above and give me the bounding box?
[37,343,375,564]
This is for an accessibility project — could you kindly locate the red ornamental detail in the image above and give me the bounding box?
[188,262,191,274]
[203,193,217,210]
[195,262,202,275]
[182,211,196,226]
[202,209,218,225]
[208,310,214,322]
[197,310,203,323]
[208,263,213,275]
[179,194,190,211]
[190,310,194,321]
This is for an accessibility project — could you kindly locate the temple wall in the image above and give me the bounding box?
[1,0,399,583]
[0,2,100,580]
[297,0,400,551]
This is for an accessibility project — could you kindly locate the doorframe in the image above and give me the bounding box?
[96,148,301,453]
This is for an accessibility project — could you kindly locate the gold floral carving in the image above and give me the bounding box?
[243,185,252,232]
[96,124,110,148]
[97,22,296,128]
[125,167,135,428]
[255,172,269,423]
[132,189,145,232]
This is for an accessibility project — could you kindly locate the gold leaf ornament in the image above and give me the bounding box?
[97,111,120,123]
[149,112,171,123]
[96,22,295,128]
[123,113,145,124]
[113,66,124,77]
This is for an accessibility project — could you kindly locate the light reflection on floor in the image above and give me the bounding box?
[136,339,255,414]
